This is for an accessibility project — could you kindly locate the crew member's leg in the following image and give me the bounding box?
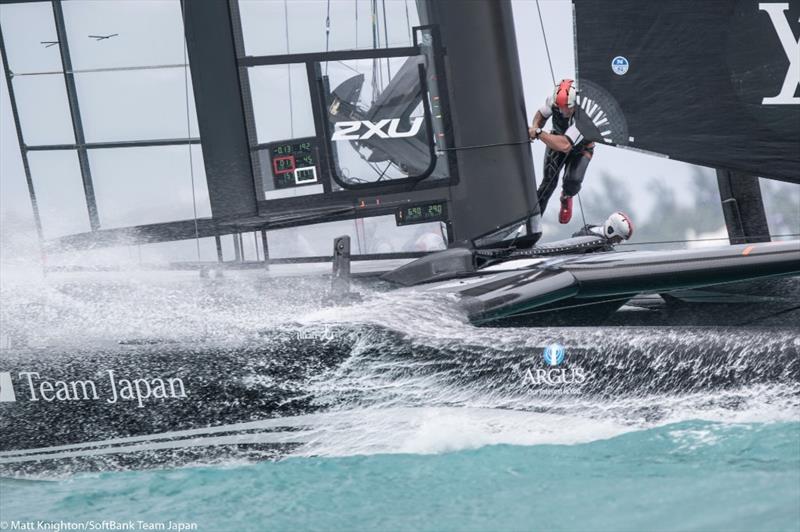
[562,150,592,196]
[559,144,594,223]
[537,147,567,215]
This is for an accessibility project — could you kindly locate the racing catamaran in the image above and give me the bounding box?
[0,0,797,473]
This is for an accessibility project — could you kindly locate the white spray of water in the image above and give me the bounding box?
[1,253,797,460]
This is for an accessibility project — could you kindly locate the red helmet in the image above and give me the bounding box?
[553,79,577,113]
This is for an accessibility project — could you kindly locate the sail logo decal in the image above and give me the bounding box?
[331,117,424,141]
[611,56,629,75]
[577,95,615,144]
[2,371,188,408]
[0,372,16,402]
[759,3,799,105]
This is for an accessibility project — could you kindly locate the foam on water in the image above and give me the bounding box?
[1,262,798,467]
[283,379,799,458]
[291,407,635,456]
[1,261,799,530]
[1,266,332,346]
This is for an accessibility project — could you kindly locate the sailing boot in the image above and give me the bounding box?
[558,194,573,224]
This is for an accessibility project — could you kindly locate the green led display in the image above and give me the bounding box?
[270,138,318,189]
[395,202,447,226]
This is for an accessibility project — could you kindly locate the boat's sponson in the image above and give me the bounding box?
[389,240,800,323]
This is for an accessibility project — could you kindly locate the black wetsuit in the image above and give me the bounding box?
[536,97,595,214]
[571,224,614,251]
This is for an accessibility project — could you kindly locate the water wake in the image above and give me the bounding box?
[0,268,797,474]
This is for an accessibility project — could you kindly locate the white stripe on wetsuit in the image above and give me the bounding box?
[565,124,583,145]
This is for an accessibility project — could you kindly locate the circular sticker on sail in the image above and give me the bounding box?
[611,56,629,75]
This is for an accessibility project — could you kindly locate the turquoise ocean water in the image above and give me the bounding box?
[2,420,798,531]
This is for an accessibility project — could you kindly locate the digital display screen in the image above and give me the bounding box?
[294,167,317,184]
[395,202,447,226]
[273,155,295,175]
[269,139,318,189]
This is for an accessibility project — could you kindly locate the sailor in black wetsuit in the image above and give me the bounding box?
[529,79,594,224]
[571,211,634,247]
[471,211,634,266]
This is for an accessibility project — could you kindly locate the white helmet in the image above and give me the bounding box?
[603,212,634,242]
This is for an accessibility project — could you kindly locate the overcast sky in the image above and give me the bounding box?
[0,0,795,261]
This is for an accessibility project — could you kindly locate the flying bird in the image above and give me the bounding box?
[88,34,119,41]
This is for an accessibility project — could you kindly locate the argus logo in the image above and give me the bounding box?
[0,372,16,402]
[543,343,565,366]
[521,343,586,389]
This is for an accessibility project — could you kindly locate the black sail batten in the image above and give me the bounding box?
[716,170,772,245]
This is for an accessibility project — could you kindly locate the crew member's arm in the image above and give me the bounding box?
[536,131,572,153]
[531,110,547,130]
[533,122,584,154]
[528,97,552,141]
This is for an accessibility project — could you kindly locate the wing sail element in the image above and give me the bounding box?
[572,0,800,182]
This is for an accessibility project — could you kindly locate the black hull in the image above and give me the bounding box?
[2,322,799,476]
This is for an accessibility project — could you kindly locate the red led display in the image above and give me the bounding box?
[272,155,296,175]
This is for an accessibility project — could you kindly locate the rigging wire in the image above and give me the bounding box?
[372,0,385,95]
[576,187,588,227]
[284,0,294,137]
[382,0,392,80]
[182,34,201,261]
[14,63,188,77]
[485,229,797,262]
[404,0,412,43]
[616,233,800,247]
[325,0,332,75]
[375,161,392,182]
[336,60,362,75]
[535,0,556,86]
[370,0,379,105]
[438,139,532,152]
[365,160,391,181]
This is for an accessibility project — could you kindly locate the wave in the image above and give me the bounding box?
[2,420,798,532]
[0,269,797,476]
